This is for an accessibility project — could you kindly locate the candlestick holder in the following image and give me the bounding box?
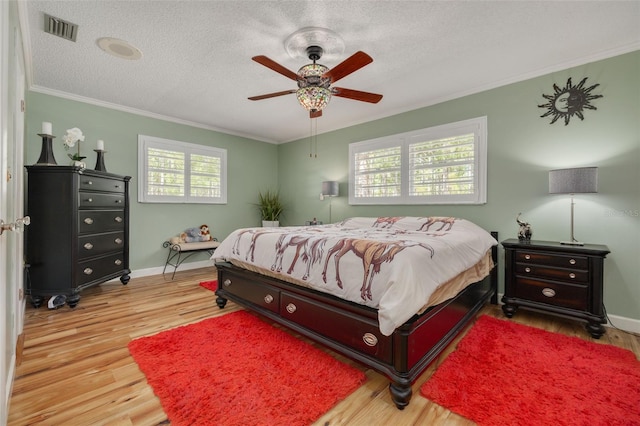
[94,149,107,172]
[35,133,57,165]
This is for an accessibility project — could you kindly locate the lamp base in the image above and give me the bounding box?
[560,240,585,246]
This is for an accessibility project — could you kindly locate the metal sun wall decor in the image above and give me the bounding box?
[538,77,603,125]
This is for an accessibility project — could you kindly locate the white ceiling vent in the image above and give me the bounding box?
[44,13,78,42]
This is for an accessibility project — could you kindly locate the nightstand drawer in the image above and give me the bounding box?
[516,251,588,269]
[514,278,588,311]
[515,263,588,283]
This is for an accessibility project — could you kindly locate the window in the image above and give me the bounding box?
[138,135,227,204]
[349,117,487,205]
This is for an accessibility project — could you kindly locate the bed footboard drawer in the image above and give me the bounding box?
[219,274,280,313]
[280,291,392,363]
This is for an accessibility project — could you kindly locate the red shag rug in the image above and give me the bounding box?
[128,310,366,426]
[420,315,640,426]
[199,280,217,291]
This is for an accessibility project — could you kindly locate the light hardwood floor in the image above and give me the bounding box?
[8,267,640,425]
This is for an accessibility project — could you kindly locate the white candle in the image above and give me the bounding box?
[42,122,52,135]
[97,139,104,151]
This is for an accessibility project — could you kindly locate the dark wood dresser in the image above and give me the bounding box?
[501,239,610,338]
[25,165,131,308]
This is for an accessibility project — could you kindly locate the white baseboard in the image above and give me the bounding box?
[107,259,215,283]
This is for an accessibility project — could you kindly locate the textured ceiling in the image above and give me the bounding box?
[21,1,640,143]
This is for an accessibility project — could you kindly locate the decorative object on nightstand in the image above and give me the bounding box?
[36,121,58,165]
[320,180,338,223]
[501,239,610,338]
[515,213,532,241]
[549,167,597,245]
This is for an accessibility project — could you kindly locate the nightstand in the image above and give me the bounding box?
[501,239,610,338]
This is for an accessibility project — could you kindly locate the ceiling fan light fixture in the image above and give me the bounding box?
[296,86,331,112]
[297,63,331,88]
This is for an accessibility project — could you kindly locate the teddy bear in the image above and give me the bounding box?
[179,224,212,243]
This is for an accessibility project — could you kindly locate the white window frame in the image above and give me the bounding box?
[138,134,227,204]
[349,116,487,205]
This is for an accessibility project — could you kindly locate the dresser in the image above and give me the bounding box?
[25,165,131,308]
[501,239,610,338]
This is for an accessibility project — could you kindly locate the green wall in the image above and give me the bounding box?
[25,51,639,322]
[278,51,640,321]
[25,92,279,270]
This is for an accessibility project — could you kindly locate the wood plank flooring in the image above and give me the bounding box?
[8,267,640,425]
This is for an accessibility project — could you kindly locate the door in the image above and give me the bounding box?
[1,1,27,422]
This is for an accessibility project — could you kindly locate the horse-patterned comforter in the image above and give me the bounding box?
[213,216,497,336]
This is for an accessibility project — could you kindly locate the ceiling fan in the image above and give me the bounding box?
[248,45,383,118]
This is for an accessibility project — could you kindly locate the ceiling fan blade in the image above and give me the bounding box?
[324,51,373,83]
[332,87,383,103]
[310,110,322,119]
[252,56,299,81]
[248,90,296,101]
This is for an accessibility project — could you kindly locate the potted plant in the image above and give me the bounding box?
[256,190,284,227]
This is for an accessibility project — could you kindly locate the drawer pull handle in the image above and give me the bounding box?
[524,267,531,273]
[524,254,531,260]
[542,288,556,298]
[115,184,121,189]
[115,199,122,204]
[264,294,274,304]
[83,243,93,250]
[223,279,232,287]
[363,333,378,347]
[83,268,93,275]
[114,259,122,266]
[86,181,93,185]
[569,273,576,279]
[114,238,123,244]
[114,216,123,223]
[286,303,297,314]
[86,198,93,203]
[569,259,576,265]
[84,218,94,225]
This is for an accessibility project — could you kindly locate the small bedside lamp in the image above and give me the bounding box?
[320,181,339,223]
[549,167,598,246]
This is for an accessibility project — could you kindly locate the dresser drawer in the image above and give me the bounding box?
[516,251,588,269]
[78,192,126,209]
[280,291,392,363]
[79,175,126,193]
[76,252,126,286]
[78,231,125,259]
[514,277,588,311]
[219,274,280,313]
[515,263,588,284]
[79,210,125,233]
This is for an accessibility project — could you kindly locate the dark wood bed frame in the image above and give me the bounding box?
[215,232,498,409]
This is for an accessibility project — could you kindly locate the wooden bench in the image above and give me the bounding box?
[162,238,220,280]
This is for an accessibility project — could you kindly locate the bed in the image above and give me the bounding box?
[213,216,498,409]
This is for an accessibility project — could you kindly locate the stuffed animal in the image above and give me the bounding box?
[179,224,212,243]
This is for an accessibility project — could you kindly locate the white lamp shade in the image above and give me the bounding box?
[549,167,598,194]
[321,181,339,197]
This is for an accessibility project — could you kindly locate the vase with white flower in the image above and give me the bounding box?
[63,127,86,167]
